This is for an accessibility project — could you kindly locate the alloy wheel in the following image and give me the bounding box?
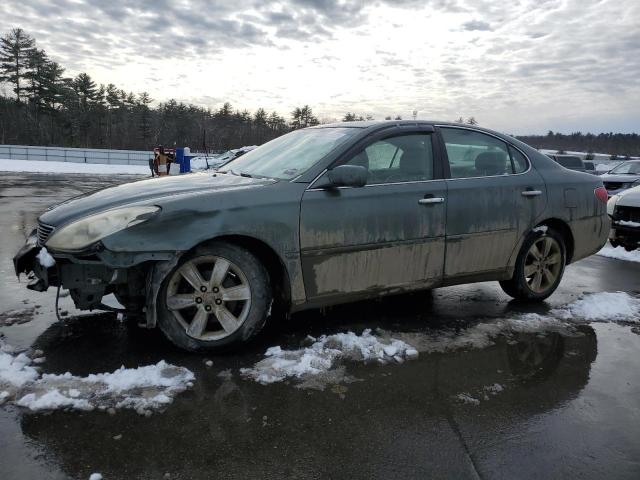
[166,255,252,341]
[523,236,562,294]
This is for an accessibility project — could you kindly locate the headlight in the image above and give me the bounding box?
[606,195,619,216]
[46,206,160,251]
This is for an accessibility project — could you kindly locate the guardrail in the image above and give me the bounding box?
[0,145,154,166]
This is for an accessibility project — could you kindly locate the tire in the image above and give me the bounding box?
[499,227,566,302]
[157,241,271,352]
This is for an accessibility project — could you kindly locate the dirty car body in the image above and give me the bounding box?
[14,121,609,351]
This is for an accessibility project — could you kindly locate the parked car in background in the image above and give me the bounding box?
[583,160,596,174]
[14,121,609,352]
[600,160,640,196]
[608,185,640,251]
[546,154,586,173]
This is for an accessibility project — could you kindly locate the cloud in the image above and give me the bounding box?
[461,19,492,31]
[0,0,638,133]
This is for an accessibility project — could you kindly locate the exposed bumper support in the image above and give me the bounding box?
[143,254,182,329]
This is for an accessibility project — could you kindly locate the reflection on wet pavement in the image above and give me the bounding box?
[1,173,640,480]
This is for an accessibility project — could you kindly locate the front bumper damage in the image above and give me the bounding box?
[609,223,640,250]
[13,229,181,327]
[14,230,119,309]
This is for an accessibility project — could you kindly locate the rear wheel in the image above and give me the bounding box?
[500,228,566,301]
[157,242,271,352]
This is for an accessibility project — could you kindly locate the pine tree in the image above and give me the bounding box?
[0,28,35,102]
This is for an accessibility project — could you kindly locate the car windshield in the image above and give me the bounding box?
[608,161,640,175]
[219,127,358,180]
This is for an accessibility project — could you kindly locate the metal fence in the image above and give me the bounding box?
[0,145,154,165]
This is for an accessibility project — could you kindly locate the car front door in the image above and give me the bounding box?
[299,127,447,302]
[438,126,547,279]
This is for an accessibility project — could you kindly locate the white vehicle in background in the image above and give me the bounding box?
[608,185,640,251]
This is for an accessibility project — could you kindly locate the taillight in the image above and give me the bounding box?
[594,186,608,203]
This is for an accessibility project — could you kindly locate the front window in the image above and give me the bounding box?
[343,133,434,184]
[220,127,357,180]
[609,161,640,175]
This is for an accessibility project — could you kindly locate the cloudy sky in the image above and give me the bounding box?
[2,0,638,133]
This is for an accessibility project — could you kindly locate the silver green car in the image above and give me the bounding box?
[14,121,610,351]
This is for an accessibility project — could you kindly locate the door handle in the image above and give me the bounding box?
[418,197,445,205]
[521,190,542,197]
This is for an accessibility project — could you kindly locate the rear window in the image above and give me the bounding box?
[556,156,583,168]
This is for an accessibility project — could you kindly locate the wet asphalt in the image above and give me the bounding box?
[0,172,639,480]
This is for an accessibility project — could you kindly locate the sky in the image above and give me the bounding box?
[1,0,638,134]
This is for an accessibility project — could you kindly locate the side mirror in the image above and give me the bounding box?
[322,165,368,188]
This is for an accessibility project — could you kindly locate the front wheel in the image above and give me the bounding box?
[157,242,271,352]
[500,228,566,301]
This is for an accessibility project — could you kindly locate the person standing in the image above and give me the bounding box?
[156,146,168,177]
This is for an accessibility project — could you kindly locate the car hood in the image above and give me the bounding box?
[617,185,640,207]
[600,173,640,183]
[39,172,276,227]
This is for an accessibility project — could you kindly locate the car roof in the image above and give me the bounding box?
[310,119,506,136]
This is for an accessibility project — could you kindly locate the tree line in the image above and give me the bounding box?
[1,27,637,155]
[515,131,639,158]
[0,28,320,151]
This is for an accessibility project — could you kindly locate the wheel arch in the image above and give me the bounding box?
[533,218,575,264]
[198,234,292,314]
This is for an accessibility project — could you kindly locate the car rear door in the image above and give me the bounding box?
[437,126,546,279]
[299,126,447,302]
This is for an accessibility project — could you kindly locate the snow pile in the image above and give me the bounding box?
[241,329,418,385]
[36,247,56,268]
[0,159,149,175]
[242,292,640,387]
[597,245,640,262]
[0,339,194,413]
[0,341,40,394]
[554,292,640,322]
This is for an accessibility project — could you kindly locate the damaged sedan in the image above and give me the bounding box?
[14,121,609,351]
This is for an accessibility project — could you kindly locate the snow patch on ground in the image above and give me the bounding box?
[36,247,56,268]
[0,158,149,175]
[240,329,418,385]
[597,244,640,263]
[1,338,194,413]
[554,291,640,322]
[0,341,40,392]
[243,292,640,387]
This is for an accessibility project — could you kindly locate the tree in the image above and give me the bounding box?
[291,105,318,129]
[466,116,478,125]
[0,28,35,102]
[137,91,153,147]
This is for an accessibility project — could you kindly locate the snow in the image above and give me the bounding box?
[0,158,149,175]
[616,220,640,228]
[1,337,194,412]
[553,292,640,322]
[241,329,419,385]
[456,393,480,405]
[0,341,40,390]
[532,225,548,233]
[242,292,640,387]
[89,474,103,480]
[36,247,56,268]
[597,244,640,262]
